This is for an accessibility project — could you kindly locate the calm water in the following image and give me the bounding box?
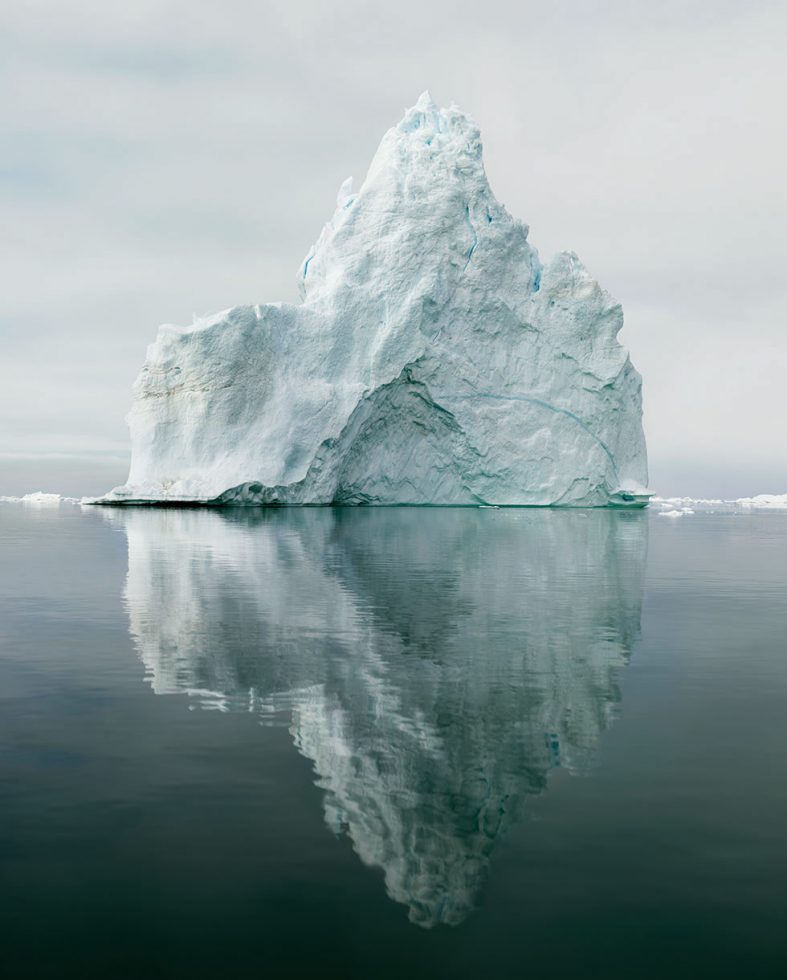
[1,503,786,978]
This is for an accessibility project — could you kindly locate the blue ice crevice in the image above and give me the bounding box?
[463,204,477,270]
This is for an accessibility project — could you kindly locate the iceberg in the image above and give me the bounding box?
[100,92,649,507]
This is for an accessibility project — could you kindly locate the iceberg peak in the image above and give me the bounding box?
[401,89,442,129]
[99,95,649,507]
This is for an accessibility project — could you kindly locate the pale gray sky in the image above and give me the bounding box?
[2,0,785,497]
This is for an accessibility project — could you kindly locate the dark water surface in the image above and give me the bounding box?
[1,503,786,978]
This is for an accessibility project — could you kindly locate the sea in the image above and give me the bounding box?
[1,499,786,978]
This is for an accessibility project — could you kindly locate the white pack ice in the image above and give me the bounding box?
[102,93,649,506]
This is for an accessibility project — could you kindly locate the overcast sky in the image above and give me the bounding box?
[2,0,785,497]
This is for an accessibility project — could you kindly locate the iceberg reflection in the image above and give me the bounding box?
[116,507,647,927]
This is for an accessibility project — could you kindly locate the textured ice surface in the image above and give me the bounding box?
[102,92,649,506]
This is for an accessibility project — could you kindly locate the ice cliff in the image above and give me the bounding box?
[103,92,648,506]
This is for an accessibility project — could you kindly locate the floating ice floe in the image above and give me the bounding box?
[652,494,787,516]
[0,492,78,506]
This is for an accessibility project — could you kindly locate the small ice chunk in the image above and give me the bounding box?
[0,491,65,506]
[735,493,787,510]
